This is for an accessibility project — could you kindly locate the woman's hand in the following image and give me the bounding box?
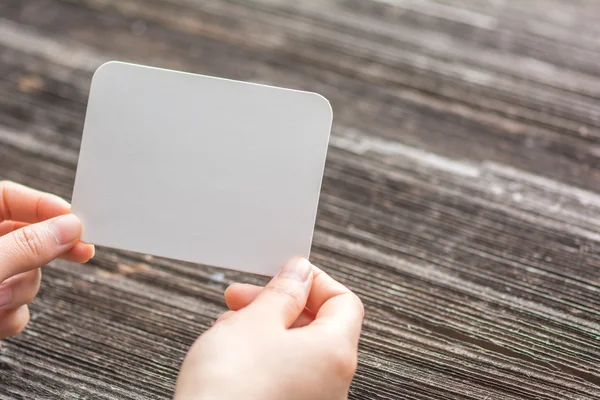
[0,181,95,338]
[175,257,364,400]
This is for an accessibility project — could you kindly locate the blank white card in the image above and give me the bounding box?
[71,62,332,276]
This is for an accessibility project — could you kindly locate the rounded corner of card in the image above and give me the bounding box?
[91,61,127,86]
[308,92,333,123]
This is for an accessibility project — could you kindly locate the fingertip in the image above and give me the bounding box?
[79,243,95,262]
[48,214,82,246]
[0,304,30,338]
[88,244,96,261]
[79,244,95,263]
[60,241,95,263]
[224,283,262,310]
[276,257,314,287]
[15,304,30,331]
[243,258,314,327]
[223,284,238,308]
[224,282,242,297]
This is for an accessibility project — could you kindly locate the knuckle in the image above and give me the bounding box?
[13,226,47,258]
[327,345,359,380]
[351,293,365,318]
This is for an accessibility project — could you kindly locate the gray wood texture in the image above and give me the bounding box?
[1,0,599,398]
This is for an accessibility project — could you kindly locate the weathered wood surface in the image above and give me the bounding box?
[1,0,600,398]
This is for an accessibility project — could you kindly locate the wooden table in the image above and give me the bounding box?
[1,1,599,398]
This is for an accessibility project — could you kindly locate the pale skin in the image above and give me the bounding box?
[176,258,365,400]
[0,181,95,337]
[1,181,365,399]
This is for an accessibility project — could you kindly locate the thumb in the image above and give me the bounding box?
[0,214,82,282]
[243,257,314,328]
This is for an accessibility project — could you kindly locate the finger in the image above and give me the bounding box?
[225,283,315,328]
[214,310,236,325]
[60,241,95,263]
[0,221,95,264]
[312,291,364,344]
[0,181,71,223]
[290,309,315,328]
[241,257,314,328]
[305,267,364,344]
[0,270,41,311]
[0,304,30,338]
[304,266,358,315]
[224,283,262,310]
[0,221,27,236]
[0,214,82,282]
[227,268,358,318]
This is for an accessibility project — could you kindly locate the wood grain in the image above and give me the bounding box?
[1,0,599,398]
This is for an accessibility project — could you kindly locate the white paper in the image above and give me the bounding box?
[71,61,332,275]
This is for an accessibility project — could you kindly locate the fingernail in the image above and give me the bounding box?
[278,257,313,283]
[49,214,82,245]
[0,286,12,310]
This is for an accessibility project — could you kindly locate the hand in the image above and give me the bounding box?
[175,257,364,400]
[0,181,95,338]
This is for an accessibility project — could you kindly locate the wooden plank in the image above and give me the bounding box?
[1,0,599,399]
